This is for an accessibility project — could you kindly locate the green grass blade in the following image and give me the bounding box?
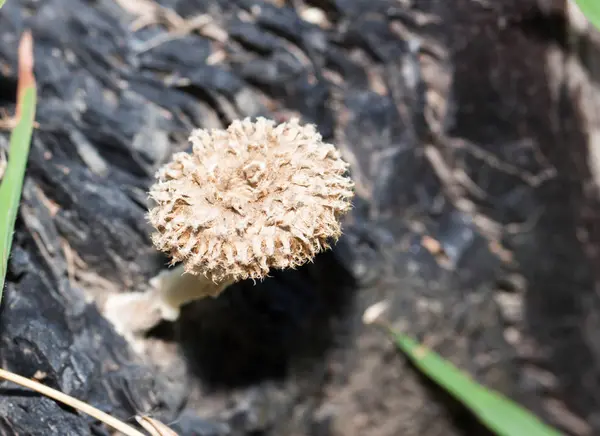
[573,0,600,32]
[0,32,37,302]
[0,87,36,298]
[0,0,6,9]
[387,328,562,436]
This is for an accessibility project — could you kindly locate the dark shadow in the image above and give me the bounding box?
[166,249,357,390]
[447,0,599,431]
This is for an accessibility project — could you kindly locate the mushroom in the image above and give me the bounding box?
[104,117,354,334]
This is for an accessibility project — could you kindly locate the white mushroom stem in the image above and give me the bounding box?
[149,264,231,317]
[104,265,230,334]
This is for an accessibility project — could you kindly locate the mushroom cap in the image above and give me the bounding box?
[148,117,355,283]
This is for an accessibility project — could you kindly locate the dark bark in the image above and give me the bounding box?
[0,0,597,435]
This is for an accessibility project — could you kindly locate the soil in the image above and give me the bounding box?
[0,0,599,435]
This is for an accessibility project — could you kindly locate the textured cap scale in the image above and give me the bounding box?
[148,117,355,284]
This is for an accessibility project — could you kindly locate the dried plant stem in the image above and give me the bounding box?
[136,415,179,436]
[0,368,146,436]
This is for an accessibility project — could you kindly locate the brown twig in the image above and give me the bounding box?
[136,415,179,436]
[0,368,147,436]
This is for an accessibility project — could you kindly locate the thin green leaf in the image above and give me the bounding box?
[387,328,562,436]
[0,0,6,9]
[0,31,37,302]
[573,0,600,32]
[0,88,36,297]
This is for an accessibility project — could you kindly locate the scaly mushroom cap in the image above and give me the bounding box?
[148,117,355,283]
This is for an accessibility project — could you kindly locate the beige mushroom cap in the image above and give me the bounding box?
[148,117,355,283]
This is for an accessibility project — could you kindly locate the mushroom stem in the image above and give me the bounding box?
[149,264,231,318]
[104,265,230,334]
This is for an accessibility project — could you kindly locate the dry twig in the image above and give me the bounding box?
[136,415,179,436]
[0,367,147,436]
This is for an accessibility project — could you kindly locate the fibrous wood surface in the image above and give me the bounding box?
[0,0,598,435]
